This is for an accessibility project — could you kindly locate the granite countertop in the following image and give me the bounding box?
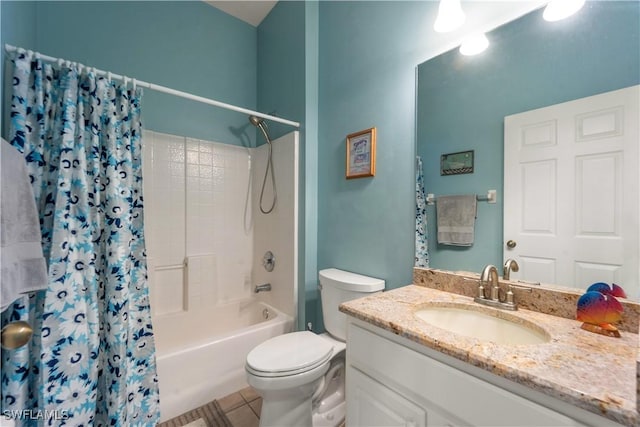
[340,285,638,426]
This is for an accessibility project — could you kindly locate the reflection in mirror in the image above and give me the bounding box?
[416,2,640,299]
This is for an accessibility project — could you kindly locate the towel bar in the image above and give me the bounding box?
[426,190,496,205]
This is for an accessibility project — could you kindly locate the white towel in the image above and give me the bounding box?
[1,139,48,312]
[436,195,477,246]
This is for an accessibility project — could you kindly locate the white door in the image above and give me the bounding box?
[504,85,639,297]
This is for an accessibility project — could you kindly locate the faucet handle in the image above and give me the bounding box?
[477,281,487,299]
[506,285,515,304]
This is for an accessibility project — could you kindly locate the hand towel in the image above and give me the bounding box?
[1,138,48,312]
[436,195,477,246]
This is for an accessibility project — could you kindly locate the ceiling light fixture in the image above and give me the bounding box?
[434,0,466,33]
[543,0,585,22]
[459,33,489,56]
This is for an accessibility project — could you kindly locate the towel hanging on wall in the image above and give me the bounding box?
[0,139,48,312]
[436,194,477,246]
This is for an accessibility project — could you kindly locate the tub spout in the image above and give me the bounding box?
[254,283,272,293]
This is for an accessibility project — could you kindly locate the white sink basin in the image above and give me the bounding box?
[414,305,550,345]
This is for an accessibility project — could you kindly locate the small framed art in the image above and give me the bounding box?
[440,150,474,175]
[346,127,376,179]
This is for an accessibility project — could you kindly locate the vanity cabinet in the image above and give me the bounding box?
[346,318,622,427]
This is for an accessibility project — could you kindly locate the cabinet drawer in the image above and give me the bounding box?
[347,367,427,427]
[347,322,584,427]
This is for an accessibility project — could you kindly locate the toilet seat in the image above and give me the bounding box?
[246,331,334,378]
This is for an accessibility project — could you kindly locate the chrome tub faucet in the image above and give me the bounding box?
[254,283,272,293]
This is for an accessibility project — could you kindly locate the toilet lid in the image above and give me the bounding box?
[246,331,333,376]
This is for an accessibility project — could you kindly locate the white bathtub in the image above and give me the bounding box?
[154,300,294,422]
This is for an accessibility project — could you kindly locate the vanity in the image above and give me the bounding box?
[339,269,638,427]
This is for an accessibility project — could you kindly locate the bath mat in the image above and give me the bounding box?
[158,400,233,427]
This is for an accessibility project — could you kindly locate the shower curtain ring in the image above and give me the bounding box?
[107,71,112,82]
[132,78,137,90]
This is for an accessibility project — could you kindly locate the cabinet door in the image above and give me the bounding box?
[347,367,428,427]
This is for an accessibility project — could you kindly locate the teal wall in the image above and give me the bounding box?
[303,2,320,331]
[417,2,640,273]
[1,1,37,137]
[257,1,319,330]
[316,1,433,315]
[258,1,305,142]
[1,1,258,146]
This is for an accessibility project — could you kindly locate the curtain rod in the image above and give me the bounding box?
[4,44,300,129]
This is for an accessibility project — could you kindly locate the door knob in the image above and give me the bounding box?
[1,321,33,350]
[506,240,517,249]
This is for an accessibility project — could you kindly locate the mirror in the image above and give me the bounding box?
[416,2,640,299]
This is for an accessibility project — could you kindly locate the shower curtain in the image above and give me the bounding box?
[1,51,159,426]
[415,156,429,267]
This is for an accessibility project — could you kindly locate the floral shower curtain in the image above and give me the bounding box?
[415,156,429,267]
[1,51,159,426]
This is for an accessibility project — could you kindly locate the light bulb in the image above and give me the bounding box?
[459,33,489,56]
[543,0,585,22]
[434,0,466,33]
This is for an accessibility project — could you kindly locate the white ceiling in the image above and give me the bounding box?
[204,1,548,52]
[205,1,278,27]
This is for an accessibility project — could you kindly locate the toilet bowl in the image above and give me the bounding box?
[246,269,384,427]
[311,334,346,427]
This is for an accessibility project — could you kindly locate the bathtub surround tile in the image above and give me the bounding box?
[225,405,259,427]
[155,268,186,315]
[186,254,218,310]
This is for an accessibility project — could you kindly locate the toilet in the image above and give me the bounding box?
[245,268,385,427]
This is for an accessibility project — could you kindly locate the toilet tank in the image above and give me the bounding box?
[319,268,385,341]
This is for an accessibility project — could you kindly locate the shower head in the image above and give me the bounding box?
[248,114,278,214]
[249,115,272,144]
[249,115,264,127]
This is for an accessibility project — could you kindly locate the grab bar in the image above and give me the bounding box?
[155,260,187,271]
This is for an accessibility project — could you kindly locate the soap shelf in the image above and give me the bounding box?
[426,190,497,206]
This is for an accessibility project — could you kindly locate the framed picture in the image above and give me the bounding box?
[346,127,376,179]
[440,150,474,175]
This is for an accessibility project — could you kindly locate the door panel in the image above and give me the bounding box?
[504,85,639,296]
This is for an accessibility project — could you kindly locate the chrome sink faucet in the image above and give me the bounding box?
[481,264,500,301]
[475,264,517,311]
[503,259,519,280]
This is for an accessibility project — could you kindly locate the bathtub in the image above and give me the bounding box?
[154,300,294,422]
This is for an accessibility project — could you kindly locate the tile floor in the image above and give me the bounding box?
[219,387,262,427]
